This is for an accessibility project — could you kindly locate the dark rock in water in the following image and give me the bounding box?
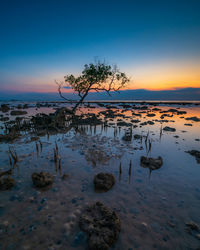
[163,126,176,132]
[32,172,53,188]
[134,134,142,140]
[195,234,200,240]
[131,119,140,123]
[122,131,132,141]
[10,110,27,116]
[94,173,115,192]
[72,113,103,126]
[30,136,40,142]
[0,169,12,178]
[167,109,187,115]
[185,116,200,122]
[186,150,200,163]
[62,174,70,180]
[140,122,148,126]
[147,113,156,117]
[0,117,9,122]
[79,201,121,250]
[117,121,132,126]
[10,194,24,202]
[147,121,155,125]
[186,221,199,231]
[0,206,5,216]
[0,177,15,190]
[0,104,10,113]
[140,156,163,170]
[0,132,20,143]
[152,108,161,111]
[174,135,179,138]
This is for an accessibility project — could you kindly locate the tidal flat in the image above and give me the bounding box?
[0,101,200,250]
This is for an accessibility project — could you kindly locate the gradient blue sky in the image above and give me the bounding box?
[0,0,200,93]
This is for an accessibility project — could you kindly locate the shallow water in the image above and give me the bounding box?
[0,103,200,250]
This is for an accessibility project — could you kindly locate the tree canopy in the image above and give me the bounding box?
[56,61,130,113]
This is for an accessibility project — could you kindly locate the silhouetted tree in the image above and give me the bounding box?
[56,61,129,113]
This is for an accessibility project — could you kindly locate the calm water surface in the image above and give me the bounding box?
[0,103,200,250]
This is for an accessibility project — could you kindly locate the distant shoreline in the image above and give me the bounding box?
[1,99,200,106]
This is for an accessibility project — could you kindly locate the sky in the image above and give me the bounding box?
[0,0,200,96]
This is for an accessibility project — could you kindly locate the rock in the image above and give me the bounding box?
[186,150,200,163]
[163,126,176,132]
[122,131,132,141]
[147,121,154,125]
[94,173,115,192]
[185,221,199,231]
[30,136,40,142]
[140,156,163,170]
[131,119,140,123]
[0,169,12,178]
[117,121,132,126]
[0,177,15,190]
[167,108,178,113]
[62,174,69,180]
[32,172,53,188]
[140,122,148,126]
[196,234,200,240]
[0,104,10,113]
[139,222,148,233]
[0,117,9,121]
[0,132,20,143]
[72,113,103,126]
[79,201,121,250]
[168,222,175,228]
[134,134,142,140]
[147,113,156,117]
[185,116,200,122]
[167,109,187,115]
[10,110,27,116]
[174,135,179,138]
[23,104,29,109]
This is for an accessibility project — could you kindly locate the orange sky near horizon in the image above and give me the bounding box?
[1,60,199,93]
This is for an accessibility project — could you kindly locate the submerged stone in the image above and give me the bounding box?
[94,173,115,192]
[0,132,20,143]
[163,126,176,132]
[62,174,70,180]
[140,156,163,170]
[186,150,200,163]
[186,221,199,231]
[10,110,27,116]
[79,201,121,250]
[0,104,10,113]
[122,131,132,141]
[134,134,142,140]
[0,169,12,178]
[185,116,200,122]
[147,113,156,117]
[32,172,53,188]
[0,177,15,190]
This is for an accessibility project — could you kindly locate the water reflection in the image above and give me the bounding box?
[0,102,200,249]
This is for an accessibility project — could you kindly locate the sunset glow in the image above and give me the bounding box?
[0,0,199,99]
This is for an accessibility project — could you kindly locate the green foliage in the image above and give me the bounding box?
[64,62,129,97]
[56,61,129,112]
